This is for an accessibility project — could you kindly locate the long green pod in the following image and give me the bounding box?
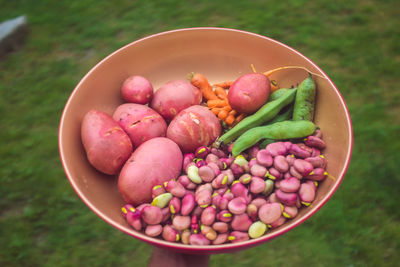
[218,88,297,144]
[232,120,317,156]
[292,75,316,121]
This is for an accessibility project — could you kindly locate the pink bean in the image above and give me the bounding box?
[189,234,211,245]
[169,197,181,215]
[293,159,314,176]
[274,155,289,173]
[228,197,247,215]
[201,225,217,241]
[217,210,233,223]
[304,180,318,191]
[151,185,166,198]
[231,213,253,231]
[145,224,163,237]
[267,193,280,204]
[258,203,282,224]
[279,177,301,193]
[126,210,142,231]
[192,205,203,217]
[266,167,282,180]
[181,230,191,244]
[197,166,215,183]
[305,167,327,181]
[266,142,287,157]
[201,206,217,226]
[172,215,191,231]
[239,173,252,184]
[195,189,212,208]
[207,162,221,176]
[211,147,227,158]
[213,173,229,189]
[289,166,303,179]
[196,183,213,194]
[183,153,195,170]
[229,231,249,243]
[215,195,229,210]
[161,207,171,223]
[311,147,321,157]
[275,189,298,206]
[220,157,233,169]
[191,215,199,233]
[216,187,228,195]
[195,146,210,159]
[164,180,186,198]
[181,193,196,215]
[299,183,316,205]
[250,176,266,194]
[283,141,293,150]
[213,233,229,245]
[230,182,251,203]
[251,198,268,208]
[256,149,273,167]
[162,225,180,242]
[289,143,312,158]
[269,215,286,228]
[283,205,298,219]
[246,203,258,221]
[304,135,326,149]
[283,171,291,179]
[178,175,197,190]
[195,159,207,168]
[248,158,258,168]
[313,129,323,138]
[286,154,296,166]
[305,155,327,168]
[250,164,268,177]
[223,190,234,201]
[136,203,151,213]
[248,145,260,159]
[230,163,244,177]
[121,204,136,217]
[141,206,163,225]
[212,222,229,233]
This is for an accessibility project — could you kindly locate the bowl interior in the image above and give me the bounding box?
[59,28,352,254]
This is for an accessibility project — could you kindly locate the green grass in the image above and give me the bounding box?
[1,0,399,266]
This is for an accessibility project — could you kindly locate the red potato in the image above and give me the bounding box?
[112,103,167,147]
[150,80,202,121]
[121,75,153,104]
[81,110,133,175]
[118,137,183,205]
[228,73,271,114]
[167,105,221,153]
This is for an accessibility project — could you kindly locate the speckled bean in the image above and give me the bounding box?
[289,166,303,179]
[183,153,195,170]
[250,176,266,194]
[289,143,312,158]
[141,206,163,225]
[279,177,301,193]
[178,175,197,190]
[275,189,298,206]
[213,233,229,245]
[152,185,166,198]
[201,206,217,226]
[251,197,268,208]
[304,135,326,149]
[207,162,221,176]
[217,210,233,223]
[239,173,252,184]
[212,222,229,233]
[305,167,327,181]
[266,167,282,180]
[181,193,196,215]
[266,142,287,157]
[228,197,247,215]
[162,225,180,242]
[164,180,186,198]
[305,155,327,168]
[189,234,210,245]
[201,225,217,241]
[169,197,181,215]
[299,183,316,205]
[282,205,298,219]
[228,231,249,243]
[231,213,253,231]
[250,164,268,177]
[246,203,258,221]
[172,215,191,231]
[269,215,286,228]
[293,159,314,176]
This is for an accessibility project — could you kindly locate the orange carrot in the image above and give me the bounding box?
[213,81,233,89]
[207,99,228,108]
[190,73,218,100]
[225,114,235,125]
[218,110,229,120]
[214,86,228,99]
[211,107,220,115]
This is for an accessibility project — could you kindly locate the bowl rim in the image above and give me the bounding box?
[58,26,353,254]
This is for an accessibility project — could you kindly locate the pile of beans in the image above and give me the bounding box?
[121,130,328,245]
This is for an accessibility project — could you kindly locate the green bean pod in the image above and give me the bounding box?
[218,88,297,144]
[232,120,317,156]
[292,75,316,121]
[268,87,297,102]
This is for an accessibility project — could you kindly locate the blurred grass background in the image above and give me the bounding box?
[0,0,399,266]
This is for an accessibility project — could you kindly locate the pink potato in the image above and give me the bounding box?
[81,110,133,175]
[228,73,271,114]
[166,105,221,153]
[118,137,183,205]
[150,80,202,121]
[112,103,167,147]
[121,75,153,104]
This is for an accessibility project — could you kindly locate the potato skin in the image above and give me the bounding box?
[167,105,221,153]
[150,80,202,121]
[81,110,133,175]
[121,75,154,104]
[228,73,271,114]
[118,137,183,205]
[112,103,167,147]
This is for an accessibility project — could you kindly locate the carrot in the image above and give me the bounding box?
[214,86,228,99]
[211,107,220,115]
[217,110,229,120]
[190,73,218,100]
[225,114,235,125]
[207,99,228,108]
[213,81,233,89]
